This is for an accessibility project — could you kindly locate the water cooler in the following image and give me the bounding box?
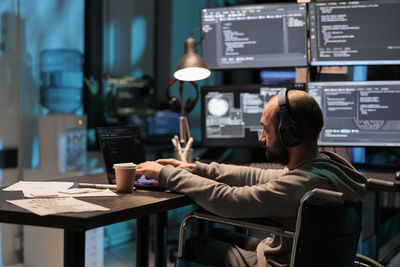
[38,114,87,172]
[23,49,103,267]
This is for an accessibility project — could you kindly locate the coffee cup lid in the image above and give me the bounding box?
[113,162,137,169]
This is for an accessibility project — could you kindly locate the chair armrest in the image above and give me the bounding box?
[367,178,400,192]
[193,210,293,237]
[354,253,384,267]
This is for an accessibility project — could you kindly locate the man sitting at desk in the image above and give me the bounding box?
[136,89,367,267]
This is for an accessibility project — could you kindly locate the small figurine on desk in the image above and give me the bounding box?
[171,135,193,163]
[167,78,197,163]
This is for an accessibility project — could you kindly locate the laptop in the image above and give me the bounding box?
[97,125,166,190]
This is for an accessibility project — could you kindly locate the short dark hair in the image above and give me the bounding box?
[273,91,324,143]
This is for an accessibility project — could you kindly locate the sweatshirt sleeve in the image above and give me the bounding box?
[158,165,314,219]
[194,161,288,186]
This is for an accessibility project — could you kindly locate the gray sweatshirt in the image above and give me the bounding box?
[158,151,367,267]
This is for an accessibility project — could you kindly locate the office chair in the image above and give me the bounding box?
[177,188,382,267]
[354,254,384,267]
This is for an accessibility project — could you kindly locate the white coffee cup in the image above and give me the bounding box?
[113,162,137,193]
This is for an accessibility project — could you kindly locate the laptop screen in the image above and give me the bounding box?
[97,125,145,184]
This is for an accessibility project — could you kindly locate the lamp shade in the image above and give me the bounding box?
[174,37,211,81]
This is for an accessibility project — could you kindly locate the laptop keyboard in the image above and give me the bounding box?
[135,175,158,184]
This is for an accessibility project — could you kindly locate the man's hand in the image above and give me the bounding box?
[136,161,164,180]
[156,158,196,173]
[156,158,184,167]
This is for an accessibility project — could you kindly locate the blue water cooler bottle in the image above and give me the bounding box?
[39,49,83,113]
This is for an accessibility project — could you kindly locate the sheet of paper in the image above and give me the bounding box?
[3,181,74,191]
[23,190,60,198]
[58,188,118,197]
[22,189,118,198]
[7,197,110,216]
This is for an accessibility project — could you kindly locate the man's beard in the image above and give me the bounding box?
[265,139,290,166]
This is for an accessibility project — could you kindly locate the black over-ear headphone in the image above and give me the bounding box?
[277,89,303,147]
[167,77,199,114]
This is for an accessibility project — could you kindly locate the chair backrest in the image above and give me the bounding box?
[292,190,363,267]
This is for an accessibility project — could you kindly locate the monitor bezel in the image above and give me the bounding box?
[200,2,309,70]
[308,0,400,66]
[201,83,307,148]
[308,81,400,147]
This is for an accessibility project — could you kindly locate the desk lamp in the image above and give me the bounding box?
[174,37,210,81]
[171,30,210,156]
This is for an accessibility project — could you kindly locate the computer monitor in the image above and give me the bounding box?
[308,81,400,147]
[201,3,308,69]
[201,83,306,147]
[309,0,400,66]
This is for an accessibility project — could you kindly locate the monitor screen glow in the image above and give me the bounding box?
[201,83,306,147]
[201,3,308,69]
[308,81,400,147]
[309,0,400,66]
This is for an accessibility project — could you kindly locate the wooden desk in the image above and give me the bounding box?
[0,173,194,267]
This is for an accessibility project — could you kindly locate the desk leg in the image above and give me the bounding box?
[64,230,85,267]
[155,212,168,267]
[375,191,382,260]
[137,216,149,267]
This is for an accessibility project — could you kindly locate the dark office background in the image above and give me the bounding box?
[83,0,400,166]
[0,0,399,266]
